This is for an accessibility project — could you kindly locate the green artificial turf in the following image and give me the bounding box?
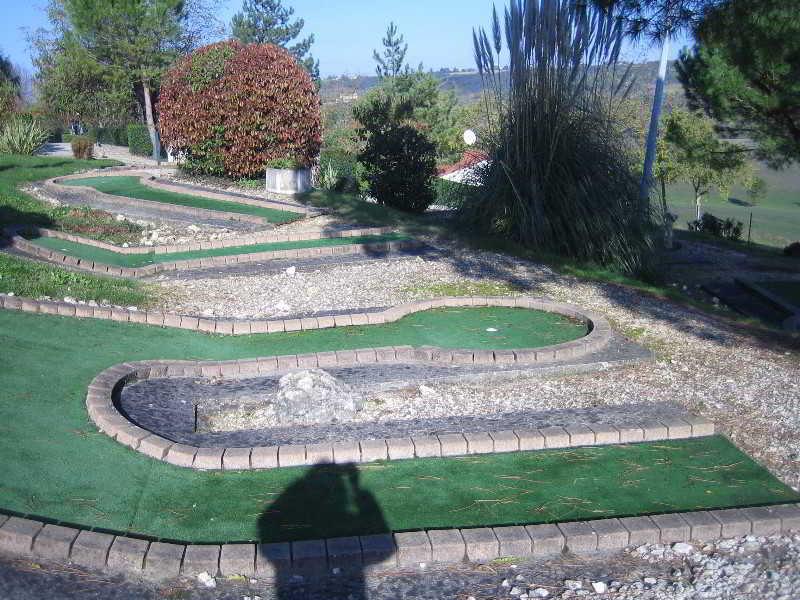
[26,232,412,268]
[62,176,302,223]
[0,309,797,543]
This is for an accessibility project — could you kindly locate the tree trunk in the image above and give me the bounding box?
[639,35,671,220]
[141,78,161,164]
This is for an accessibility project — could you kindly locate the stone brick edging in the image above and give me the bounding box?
[48,168,319,216]
[9,225,397,256]
[1,504,798,581]
[0,295,613,347]
[90,353,717,469]
[6,228,424,278]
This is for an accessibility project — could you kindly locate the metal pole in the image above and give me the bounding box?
[639,35,671,218]
[748,212,753,245]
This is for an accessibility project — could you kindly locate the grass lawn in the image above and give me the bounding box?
[0,310,796,543]
[0,254,157,308]
[0,155,121,230]
[26,232,412,268]
[0,155,155,305]
[63,176,303,224]
[667,161,800,248]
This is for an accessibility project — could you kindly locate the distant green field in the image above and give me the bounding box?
[667,162,800,248]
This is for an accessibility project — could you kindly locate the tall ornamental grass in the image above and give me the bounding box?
[0,117,49,156]
[463,0,657,275]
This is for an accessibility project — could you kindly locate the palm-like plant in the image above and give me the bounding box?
[464,0,657,274]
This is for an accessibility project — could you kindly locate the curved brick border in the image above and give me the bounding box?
[0,294,612,343]
[9,225,397,256]
[5,226,421,277]
[50,168,318,215]
[91,357,718,470]
[43,169,318,227]
[1,501,798,581]
[75,297,616,469]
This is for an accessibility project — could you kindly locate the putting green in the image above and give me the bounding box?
[27,232,411,268]
[0,309,796,543]
[62,176,302,223]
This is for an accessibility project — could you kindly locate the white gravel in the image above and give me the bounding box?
[156,241,800,492]
[484,535,800,600]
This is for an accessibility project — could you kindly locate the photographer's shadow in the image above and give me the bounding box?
[258,462,394,599]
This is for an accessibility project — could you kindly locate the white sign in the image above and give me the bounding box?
[463,129,477,146]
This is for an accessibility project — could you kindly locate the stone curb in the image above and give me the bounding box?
[8,225,398,256]
[2,505,798,581]
[7,231,426,278]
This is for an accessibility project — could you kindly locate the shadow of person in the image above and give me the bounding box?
[258,462,394,599]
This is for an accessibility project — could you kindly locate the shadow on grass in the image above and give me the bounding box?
[0,207,56,248]
[258,463,392,599]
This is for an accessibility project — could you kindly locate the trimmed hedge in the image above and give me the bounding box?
[92,127,128,146]
[159,41,321,179]
[127,123,154,157]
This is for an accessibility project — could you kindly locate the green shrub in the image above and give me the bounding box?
[70,136,94,160]
[127,123,153,157]
[360,123,437,213]
[0,117,49,155]
[688,213,743,241]
[319,149,367,193]
[319,162,339,190]
[265,157,299,170]
[89,127,128,146]
[434,178,472,209]
[159,41,321,178]
[784,242,800,257]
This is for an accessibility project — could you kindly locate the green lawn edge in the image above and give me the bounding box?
[62,176,302,223]
[26,232,412,268]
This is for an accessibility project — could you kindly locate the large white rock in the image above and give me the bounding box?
[274,369,364,425]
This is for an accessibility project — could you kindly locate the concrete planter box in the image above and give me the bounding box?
[265,167,311,195]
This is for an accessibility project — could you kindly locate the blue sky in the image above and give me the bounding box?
[0,0,689,76]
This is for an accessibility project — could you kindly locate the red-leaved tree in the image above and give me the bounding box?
[159,40,321,178]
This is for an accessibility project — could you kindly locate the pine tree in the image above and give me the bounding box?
[677,0,800,167]
[231,0,319,80]
[372,22,408,79]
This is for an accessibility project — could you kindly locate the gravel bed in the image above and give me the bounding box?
[152,239,800,494]
[116,334,651,447]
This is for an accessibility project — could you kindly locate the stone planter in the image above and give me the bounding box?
[265,167,312,195]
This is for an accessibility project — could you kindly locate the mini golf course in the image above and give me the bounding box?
[61,176,302,223]
[25,231,413,269]
[1,308,798,544]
